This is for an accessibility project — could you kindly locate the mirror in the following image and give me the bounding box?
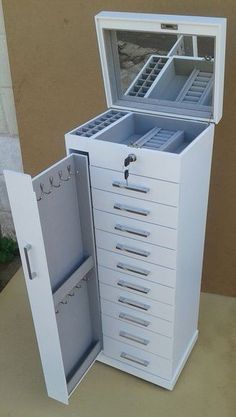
[106,30,215,117]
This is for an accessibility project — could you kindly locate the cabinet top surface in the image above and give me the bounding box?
[95,11,226,124]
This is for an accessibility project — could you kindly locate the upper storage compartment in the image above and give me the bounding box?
[95,12,226,123]
[71,109,208,154]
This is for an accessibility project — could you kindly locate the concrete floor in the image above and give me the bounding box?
[0,255,21,292]
[0,268,235,417]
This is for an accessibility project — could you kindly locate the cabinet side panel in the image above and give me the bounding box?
[4,171,68,404]
[173,125,214,374]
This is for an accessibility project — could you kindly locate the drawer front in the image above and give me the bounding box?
[66,134,181,182]
[99,282,174,322]
[98,266,175,305]
[92,189,178,229]
[90,166,179,207]
[97,249,176,288]
[101,299,174,337]
[102,336,172,380]
[96,230,176,269]
[94,210,177,249]
[102,315,173,359]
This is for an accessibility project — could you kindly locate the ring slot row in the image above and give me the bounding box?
[175,69,213,105]
[126,55,169,98]
[74,110,128,138]
[130,126,185,152]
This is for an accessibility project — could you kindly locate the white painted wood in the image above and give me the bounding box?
[4,153,103,404]
[65,132,181,182]
[99,282,174,322]
[192,35,198,57]
[97,330,198,389]
[53,256,94,307]
[172,123,214,373]
[144,56,174,99]
[5,88,216,402]
[92,189,178,229]
[98,351,173,388]
[95,229,177,269]
[167,35,185,57]
[93,209,177,249]
[95,11,225,34]
[97,248,176,288]
[171,330,198,387]
[90,165,179,206]
[101,314,173,358]
[4,170,69,404]
[66,341,101,395]
[124,55,169,98]
[98,266,175,305]
[101,336,172,380]
[101,298,174,337]
[95,11,226,123]
[3,10,227,401]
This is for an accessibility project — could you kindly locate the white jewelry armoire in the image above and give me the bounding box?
[4,12,226,404]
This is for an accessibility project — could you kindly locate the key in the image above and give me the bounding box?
[124,169,129,186]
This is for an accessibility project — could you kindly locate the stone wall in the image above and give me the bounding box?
[0,0,22,237]
[0,136,22,238]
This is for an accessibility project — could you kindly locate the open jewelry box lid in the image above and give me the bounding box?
[95,11,226,124]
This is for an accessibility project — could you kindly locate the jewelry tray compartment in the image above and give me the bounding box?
[71,110,209,154]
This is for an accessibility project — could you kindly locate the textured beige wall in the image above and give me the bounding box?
[2,1,236,296]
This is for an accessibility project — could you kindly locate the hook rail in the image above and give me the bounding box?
[53,256,94,314]
[55,276,91,314]
[36,165,77,201]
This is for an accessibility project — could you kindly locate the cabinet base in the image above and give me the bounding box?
[97,330,198,390]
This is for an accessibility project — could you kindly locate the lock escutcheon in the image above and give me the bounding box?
[124,153,137,167]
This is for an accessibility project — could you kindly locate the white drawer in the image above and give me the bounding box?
[96,230,176,269]
[94,210,177,249]
[90,166,179,207]
[102,336,172,380]
[92,189,178,229]
[98,266,175,305]
[99,282,174,322]
[101,299,174,337]
[66,131,181,182]
[97,248,176,288]
[102,315,173,359]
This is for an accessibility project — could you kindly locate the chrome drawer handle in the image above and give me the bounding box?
[112,181,150,194]
[115,224,150,238]
[117,262,150,277]
[119,331,149,346]
[114,203,150,217]
[120,352,149,367]
[116,243,150,258]
[117,279,150,294]
[23,244,37,280]
[118,296,150,311]
[119,312,150,327]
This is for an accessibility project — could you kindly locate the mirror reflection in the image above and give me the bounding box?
[112,31,214,110]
